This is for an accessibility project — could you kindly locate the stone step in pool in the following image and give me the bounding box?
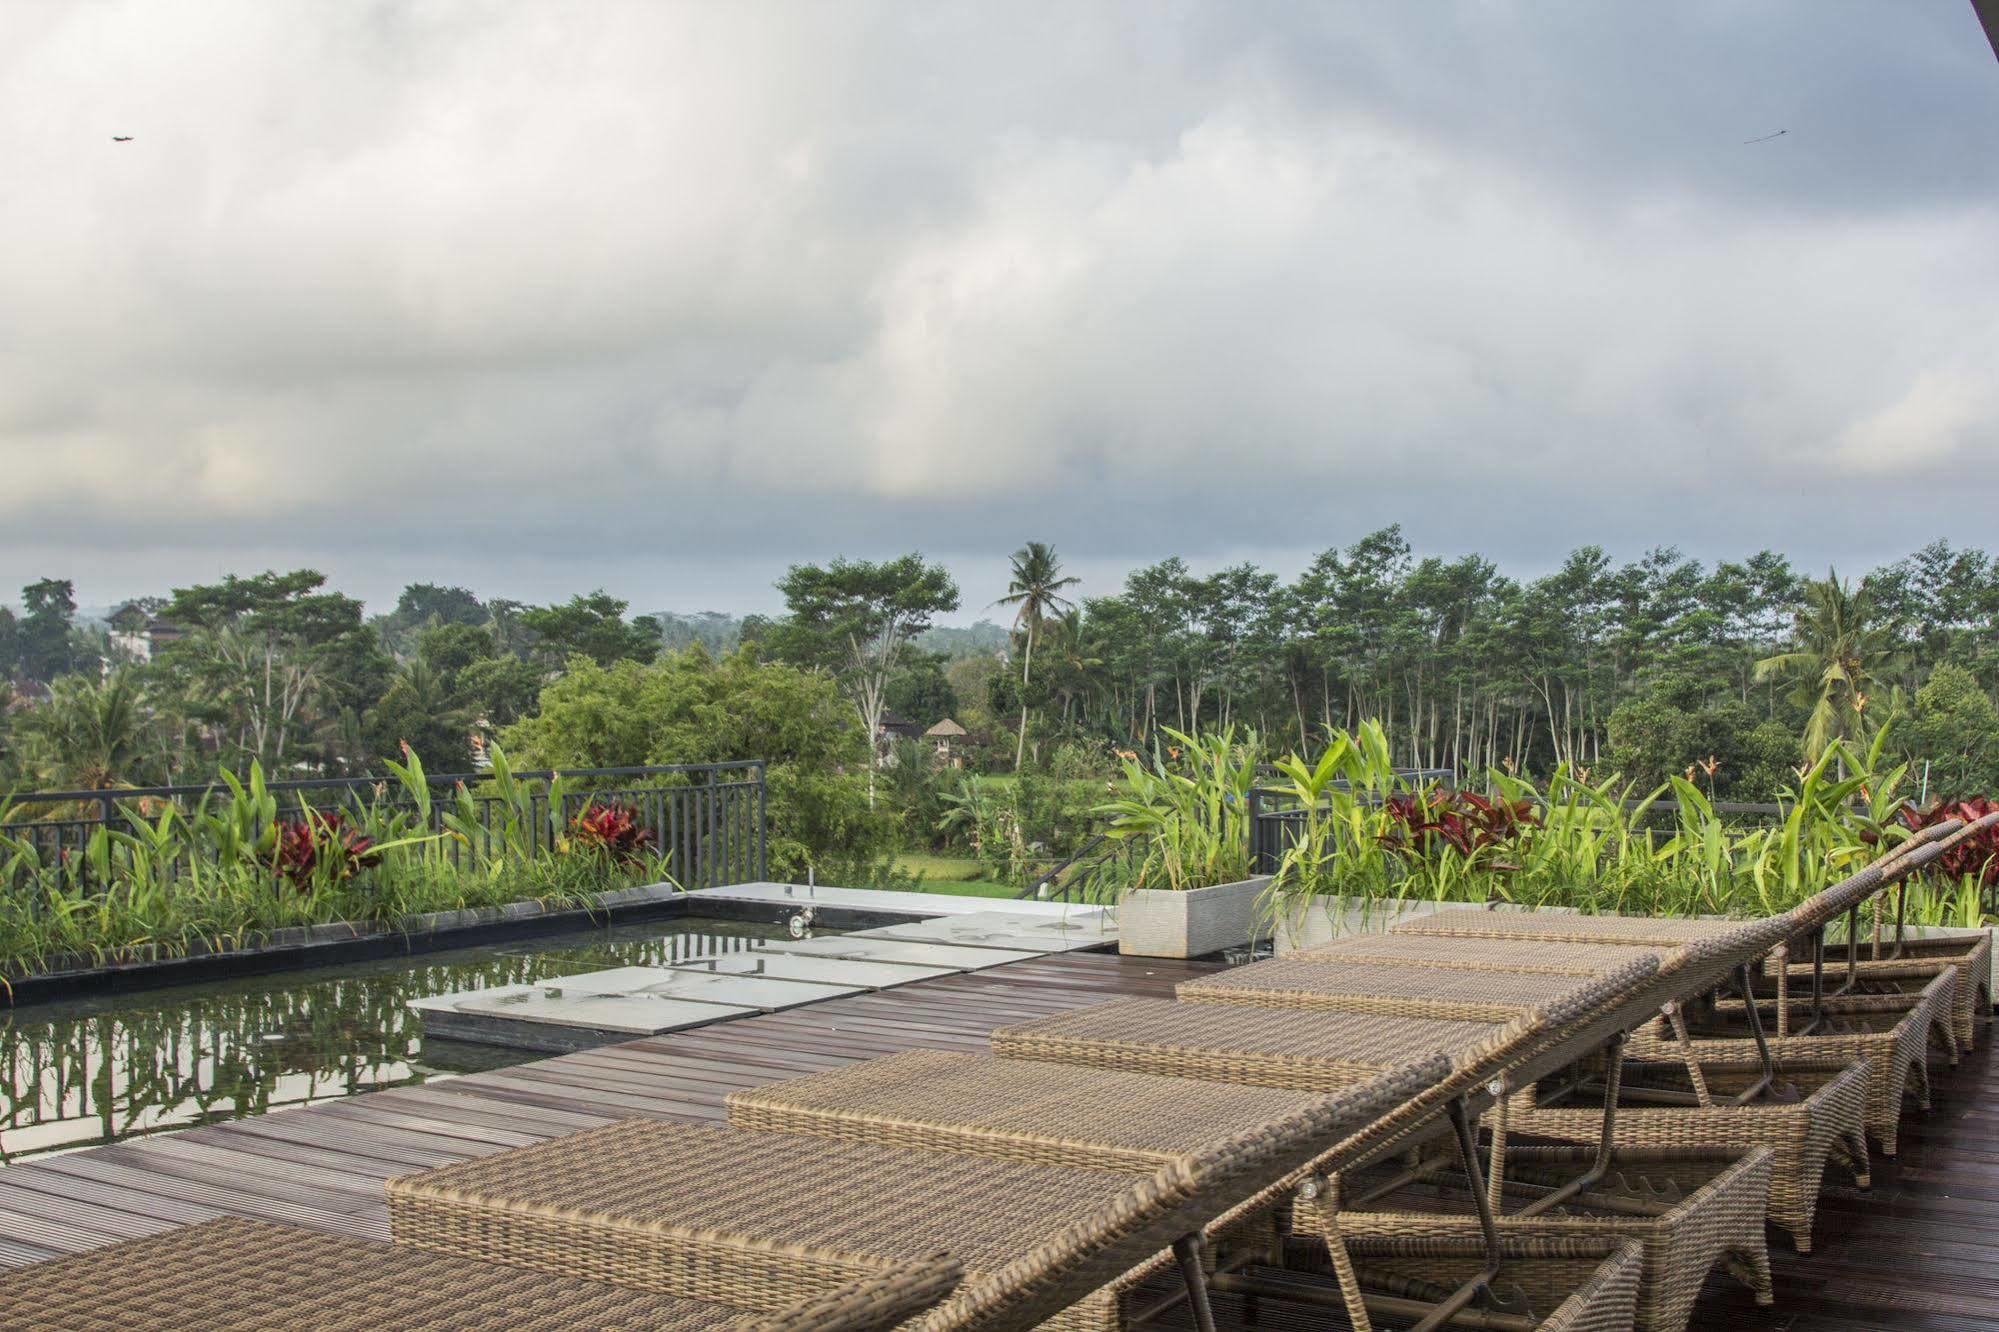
[412,906,1116,1052]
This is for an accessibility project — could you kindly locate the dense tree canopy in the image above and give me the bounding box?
[6,533,1998,813]
[501,649,891,878]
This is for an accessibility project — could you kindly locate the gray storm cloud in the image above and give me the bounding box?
[2,0,1996,610]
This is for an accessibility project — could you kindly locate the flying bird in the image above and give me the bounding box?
[1742,129,1787,144]
[111,135,133,142]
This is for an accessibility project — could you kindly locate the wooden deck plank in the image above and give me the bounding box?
[2,946,1995,1329]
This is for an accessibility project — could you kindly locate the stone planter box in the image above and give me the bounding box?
[1116,876,1272,958]
[1268,895,1456,956]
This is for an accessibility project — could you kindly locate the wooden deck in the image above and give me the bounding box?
[0,948,1992,1330]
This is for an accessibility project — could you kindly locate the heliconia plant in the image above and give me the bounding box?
[565,801,656,867]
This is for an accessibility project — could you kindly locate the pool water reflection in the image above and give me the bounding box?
[0,916,813,1162]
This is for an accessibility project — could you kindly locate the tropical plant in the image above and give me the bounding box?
[0,746,678,975]
[1894,795,1999,887]
[1100,727,1259,892]
[10,670,172,791]
[566,801,656,866]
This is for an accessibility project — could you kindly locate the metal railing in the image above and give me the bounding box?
[0,761,767,892]
[1015,830,1140,905]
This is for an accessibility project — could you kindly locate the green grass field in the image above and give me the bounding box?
[889,852,1022,899]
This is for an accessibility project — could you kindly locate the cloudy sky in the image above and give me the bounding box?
[4,1,1997,619]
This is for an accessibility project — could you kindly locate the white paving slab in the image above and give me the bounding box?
[670,951,955,989]
[855,909,1115,952]
[417,987,756,1035]
[751,936,1041,971]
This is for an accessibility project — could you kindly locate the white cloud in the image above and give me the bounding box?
[2,0,1997,609]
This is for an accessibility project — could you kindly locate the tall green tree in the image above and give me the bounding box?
[18,578,80,682]
[1754,570,1902,762]
[159,570,381,769]
[0,605,18,679]
[368,655,475,770]
[520,591,660,667]
[995,542,1079,769]
[766,554,960,768]
[1901,663,1999,801]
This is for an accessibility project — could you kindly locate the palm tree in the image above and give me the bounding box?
[1753,570,1904,762]
[15,670,167,790]
[995,542,1080,770]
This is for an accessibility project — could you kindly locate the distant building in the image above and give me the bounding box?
[924,717,968,768]
[876,708,924,743]
[106,603,183,662]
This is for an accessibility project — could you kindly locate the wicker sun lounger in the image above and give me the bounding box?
[1172,918,1862,1260]
[0,1216,964,1332]
[1318,1235,1646,1332]
[725,1049,1448,1262]
[1316,1143,1773,1332]
[1628,968,1954,1155]
[727,1047,1411,1173]
[1503,1057,1871,1253]
[1774,930,1991,1051]
[1174,958,1641,1023]
[992,957,1726,1329]
[1769,811,1999,1052]
[1148,942,1780,1330]
[1288,931,1673,976]
[1607,840,1966,1157]
[1392,908,1738,948]
[387,1077,1421,1332]
[721,1051,1674,1332]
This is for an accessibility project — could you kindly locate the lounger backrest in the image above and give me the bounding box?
[763,1252,964,1331]
[1864,817,1960,870]
[1802,835,1959,930]
[1317,954,1659,1174]
[914,1055,1449,1332]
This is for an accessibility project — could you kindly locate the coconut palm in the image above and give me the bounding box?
[14,669,170,790]
[995,542,1079,769]
[1754,570,1904,762]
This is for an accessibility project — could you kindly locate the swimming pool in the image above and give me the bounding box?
[0,916,823,1162]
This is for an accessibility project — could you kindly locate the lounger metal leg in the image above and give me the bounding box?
[1516,1032,1624,1219]
[1837,906,1860,996]
[1172,1234,1218,1332]
[1809,929,1828,1033]
[1733,963,1777,1102]
[1398,1098,1504,1332]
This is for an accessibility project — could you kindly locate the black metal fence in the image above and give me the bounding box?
[0,761,766,892]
